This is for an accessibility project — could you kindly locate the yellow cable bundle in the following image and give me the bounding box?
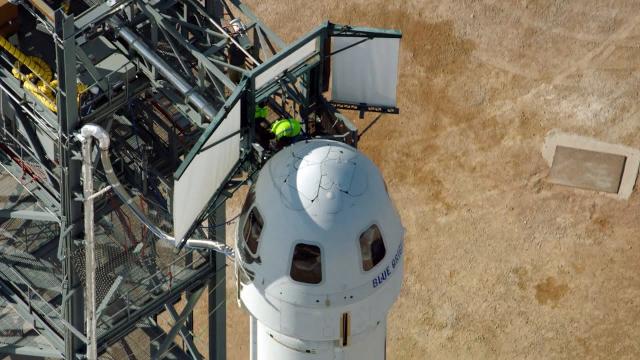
[0,35,86,113]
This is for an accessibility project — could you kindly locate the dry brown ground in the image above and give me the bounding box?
[218,1,640,359]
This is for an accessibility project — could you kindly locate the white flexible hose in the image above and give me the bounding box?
[79,124,235,259]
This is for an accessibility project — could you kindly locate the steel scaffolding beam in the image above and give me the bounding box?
[0,0,373,358]
[207,3,227,358]
[54,10,86,358]
[0,344,63,358]
[0,209,58,222]
[209,206,227,360]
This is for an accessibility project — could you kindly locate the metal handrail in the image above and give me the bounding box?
[5,267,64,334]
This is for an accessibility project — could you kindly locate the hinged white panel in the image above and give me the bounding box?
[255,38,318,89]
[173,101,241,242]
[331,37,400,108]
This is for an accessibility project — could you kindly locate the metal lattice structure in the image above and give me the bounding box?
[0,0,400,358]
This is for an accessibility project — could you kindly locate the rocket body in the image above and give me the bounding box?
[235,140,404,360]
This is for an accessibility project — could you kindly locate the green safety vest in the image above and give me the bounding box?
[270,118,302,140]
[255,106,269,119]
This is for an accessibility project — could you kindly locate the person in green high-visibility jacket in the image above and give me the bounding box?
[254,104,272,145]
[255,105,269,120]
[270,118,302,140]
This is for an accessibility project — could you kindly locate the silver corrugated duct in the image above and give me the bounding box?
[78,124,235,258]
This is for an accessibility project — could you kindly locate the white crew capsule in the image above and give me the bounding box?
[235,139,404,360]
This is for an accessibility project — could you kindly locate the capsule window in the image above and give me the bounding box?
[242,207,263,254]
[359,225,386,271]
[290,243,322,284]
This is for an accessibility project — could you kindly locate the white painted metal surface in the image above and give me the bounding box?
[173,101,241,242]
[255,38,318,89]
[236,139,404,359]
[331,37,400,108]
[250,315,258,360]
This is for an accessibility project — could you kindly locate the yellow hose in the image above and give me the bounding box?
[0,36,52,82]
[0,35,86,113]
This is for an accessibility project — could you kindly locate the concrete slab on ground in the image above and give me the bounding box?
[549,146,626,194]
[542,130,640,199]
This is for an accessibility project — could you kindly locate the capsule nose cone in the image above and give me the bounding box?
[318,187,342,214]
[275,143,370,220]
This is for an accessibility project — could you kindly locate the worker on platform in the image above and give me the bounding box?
[271,118,302,148]
[253,103,303,149]
[255,104,269,121]
[254,104,272,145]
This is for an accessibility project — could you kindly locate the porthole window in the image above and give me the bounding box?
[290,243,322,284]
[359,225,386,271]
[242,207,263,255]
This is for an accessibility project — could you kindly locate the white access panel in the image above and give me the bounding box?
[172,101,241,242]
[331,37,400,108]
[255,38,318,89]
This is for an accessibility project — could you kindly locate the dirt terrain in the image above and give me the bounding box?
[219,1,640,359]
